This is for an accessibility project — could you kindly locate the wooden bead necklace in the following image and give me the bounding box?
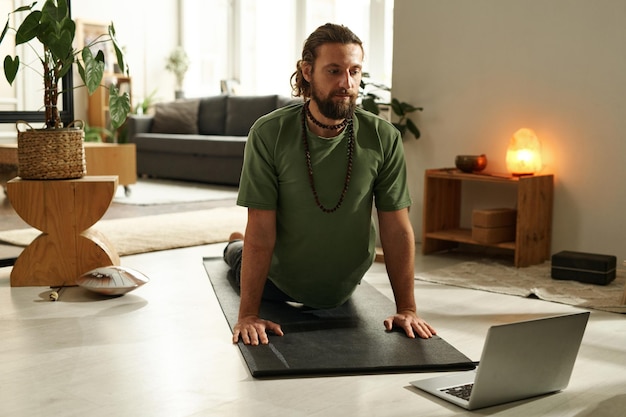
[302,100,354,213]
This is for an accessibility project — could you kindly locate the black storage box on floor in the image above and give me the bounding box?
[551,251,617,285]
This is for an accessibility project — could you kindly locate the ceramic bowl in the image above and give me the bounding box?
[455,154,487,173]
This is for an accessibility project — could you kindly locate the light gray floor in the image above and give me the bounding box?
[1,243,625,417]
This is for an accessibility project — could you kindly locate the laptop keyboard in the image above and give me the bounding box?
[441,383,474,401]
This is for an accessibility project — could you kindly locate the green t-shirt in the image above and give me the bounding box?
[237,103,411,308]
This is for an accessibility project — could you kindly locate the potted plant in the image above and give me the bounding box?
[133,88,158,115]
[165,46,189,99]
[0,0,130,179]
[360,76,423,140]
[83,122,112,143]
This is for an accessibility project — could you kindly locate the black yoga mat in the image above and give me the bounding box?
[203,257,475,378]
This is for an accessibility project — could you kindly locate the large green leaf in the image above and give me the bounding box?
[37,0,73,60]
[15,11,42,45]
[390,98,404,117]
[0,21,10,44]
[46,28,73,61]
[406,118,421,139]
[108,23,127,75]
[57,56,73,79]
[392,123,406,136]
[81,48,105,94]
[390,98,423,117]
[108,85,131,130]
[42,0,69,23]
[3,55,19,84]
[400,102,423,114]
[361,96,380,115]
[12,3,37,14]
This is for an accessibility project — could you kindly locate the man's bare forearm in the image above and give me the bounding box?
[378,208,417,312]
[237,209,276,319]
[238,242,274,319]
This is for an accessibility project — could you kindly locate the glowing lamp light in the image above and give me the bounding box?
[506,128,542,176]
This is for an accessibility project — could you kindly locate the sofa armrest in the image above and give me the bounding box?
[127,115,154,142]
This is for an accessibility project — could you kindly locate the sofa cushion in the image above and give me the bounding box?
[133,133,247,158]
[151,99,200,134]
[198,95,227,135]
[225,95,279,136]
[278,96,301,108]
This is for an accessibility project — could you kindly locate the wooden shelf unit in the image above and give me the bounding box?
[422,168,554,267]
[83,142,137,187]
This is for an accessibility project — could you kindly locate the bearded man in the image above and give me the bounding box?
[224,23,436,345]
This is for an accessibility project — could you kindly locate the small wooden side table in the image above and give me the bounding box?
[422,169,554,267]
[7,176,120,287]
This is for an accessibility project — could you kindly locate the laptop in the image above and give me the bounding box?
[410,312,590,410]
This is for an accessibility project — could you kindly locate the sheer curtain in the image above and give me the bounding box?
[181,0,392,97]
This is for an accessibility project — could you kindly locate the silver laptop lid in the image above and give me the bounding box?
[468,312,590,409]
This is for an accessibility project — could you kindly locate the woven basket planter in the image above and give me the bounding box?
[16,121,86,180]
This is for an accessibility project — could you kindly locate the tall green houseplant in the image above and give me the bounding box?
[0,0,131,130]
[360,77,423,140]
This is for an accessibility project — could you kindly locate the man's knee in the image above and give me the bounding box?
[223,240,244,266]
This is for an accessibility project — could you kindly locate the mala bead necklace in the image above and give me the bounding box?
[302,101,354,213]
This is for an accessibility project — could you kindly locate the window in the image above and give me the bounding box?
[182,0,393,97]
[181,0,232,97]
[238,0,298,95]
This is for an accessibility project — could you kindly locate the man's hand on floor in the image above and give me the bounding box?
[384,310,437,339]
[233,315,284,345]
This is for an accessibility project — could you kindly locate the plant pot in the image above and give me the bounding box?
[16,121,86,180]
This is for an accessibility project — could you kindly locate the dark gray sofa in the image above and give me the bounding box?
[127,94,297,186]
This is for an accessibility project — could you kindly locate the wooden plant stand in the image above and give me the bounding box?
[7,176,120,287]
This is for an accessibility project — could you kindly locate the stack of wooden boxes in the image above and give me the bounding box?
[472,208,517,244]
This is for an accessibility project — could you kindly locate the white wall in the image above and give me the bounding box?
[393,0,626,260]
[72,0,180,119]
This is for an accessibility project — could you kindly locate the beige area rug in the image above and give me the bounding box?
[114,178,238,205]
[0,206,247,256]
[415,260,626,314]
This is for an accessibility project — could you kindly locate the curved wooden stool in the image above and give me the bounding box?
[7,176,120,287]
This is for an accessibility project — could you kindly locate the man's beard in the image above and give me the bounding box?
[310,83,357,120]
